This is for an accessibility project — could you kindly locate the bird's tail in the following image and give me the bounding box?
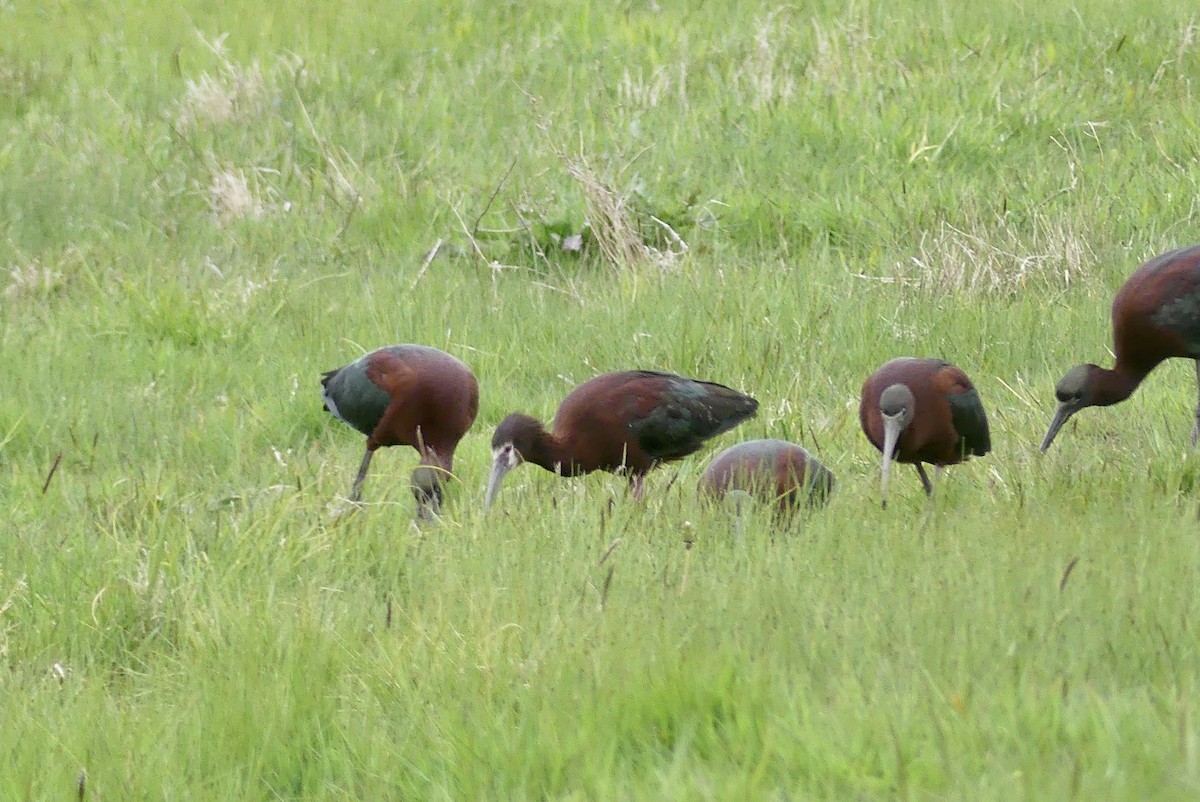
[708,393,759,436]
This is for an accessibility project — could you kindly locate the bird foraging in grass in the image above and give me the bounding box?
[1042,244,1200,452]
[700,438,834,513]
[321,344,478,520]
[485,370,758,509]
[860,357,990,508]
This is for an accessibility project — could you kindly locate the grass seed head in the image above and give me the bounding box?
[4,261,65,300]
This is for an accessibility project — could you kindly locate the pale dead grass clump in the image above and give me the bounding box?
[806,2,878,91]
[895,217,1095,296]
[518,91,689,271]
[731,12,798,108]
[227,274,275,307]
[562,153,688,271]
[176,32,267,128]
[208,167,270,224]
[563,155,649,269]
[1148,16,1199,90]
[4,260,65,300]
[617,63,690,111]
[203,256,278,309]
[617,67,672,110]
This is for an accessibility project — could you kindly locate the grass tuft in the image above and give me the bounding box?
[175,31,268,129]
[207,166,271,223]
[896,215,1097,296]
[4,1,1200,798]
[4,259,65,300]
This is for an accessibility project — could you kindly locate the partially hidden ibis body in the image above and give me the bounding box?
[860,357,991,507]
[321,344,479,519]
[486,370,758,508]
[1042,244,1200,451]
[701,438,835,513]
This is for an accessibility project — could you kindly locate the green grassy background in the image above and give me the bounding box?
[3,0,1200,798]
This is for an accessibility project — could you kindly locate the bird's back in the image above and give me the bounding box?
[552,370,757,471]
[702,438,833,507]
[322,345,478,448]
[1118,245,1200,361]
[623,371,758,461]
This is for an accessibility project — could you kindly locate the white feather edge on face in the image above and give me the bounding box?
[492,442,522,467]
[484,443,521,510]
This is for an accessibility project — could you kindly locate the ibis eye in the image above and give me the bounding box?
[498,443,522,465]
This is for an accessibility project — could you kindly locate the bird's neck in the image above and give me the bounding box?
[524,428,576,476]
[1093,364,1148,406]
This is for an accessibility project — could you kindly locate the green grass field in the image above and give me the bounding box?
[4,0,1200,798]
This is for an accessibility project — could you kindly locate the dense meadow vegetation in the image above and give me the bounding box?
[3,0,1200,798]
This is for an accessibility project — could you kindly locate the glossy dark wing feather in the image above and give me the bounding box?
[948,387,991,457]
[321,357,391,436]
[629,377,758,461]
[1148,284,1200,355]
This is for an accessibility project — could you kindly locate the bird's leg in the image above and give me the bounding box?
[349,447,374,502]
[915,463,934,497]
[917,466,941,529]
[1191,360,1200,446]
[724,491,751,541]
[919,503,935,531]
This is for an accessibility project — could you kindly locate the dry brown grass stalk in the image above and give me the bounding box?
[894,216,1095,296]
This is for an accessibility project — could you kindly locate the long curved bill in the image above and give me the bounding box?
[1040,403,1073,453]
[880,416,902,509]
[484,457,512,511]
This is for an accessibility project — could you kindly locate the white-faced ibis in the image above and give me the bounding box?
[1042,244,1200,451]
[860,357,991,507]
[485,370,758,509]
[700,439,834,513]
[321,344,479,519]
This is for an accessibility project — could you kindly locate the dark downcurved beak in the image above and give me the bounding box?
[484,457,512,511]
[880,416,902,509]
[1040,403,1074,453]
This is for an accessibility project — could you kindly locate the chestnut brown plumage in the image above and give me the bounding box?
[486,370,757,509]
[1042,244,1200,451]
[700,439,834,512]
[321,344,478,519]
[860,357,990,508]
